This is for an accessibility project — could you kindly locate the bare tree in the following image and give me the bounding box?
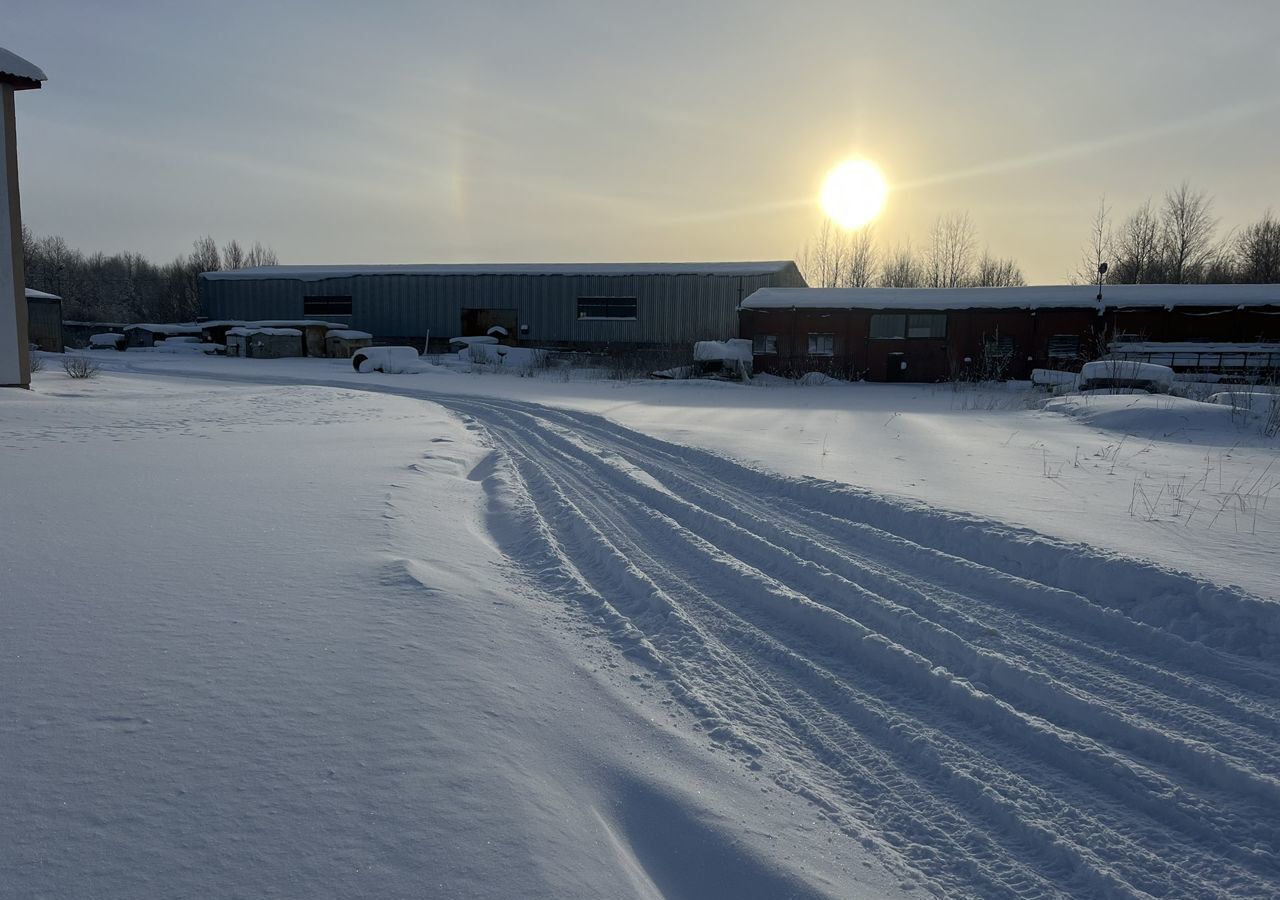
[243,241,279,268]
[844,227,878,288]
[1111,200,1160,283]
[972,250,1025,287]
[925,212,978,288]
[1159,181,1219,283]
[1236,210,1280,283]
[797,219,847,288]
[879,240,923,287]
[1077,196,1112,284]
[221,239,246,270]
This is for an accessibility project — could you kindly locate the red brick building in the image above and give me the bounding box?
[739,284,1280,382]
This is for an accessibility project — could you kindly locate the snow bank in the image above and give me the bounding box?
[693,339,752,363]
[465,343,548,368]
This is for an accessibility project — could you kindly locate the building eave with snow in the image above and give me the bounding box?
[199,261,807,349]
[739,284,1280,382]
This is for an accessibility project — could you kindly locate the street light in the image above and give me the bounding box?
[1096,261,1108,302]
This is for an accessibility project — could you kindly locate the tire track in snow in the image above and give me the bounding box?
[443,396,1280,899]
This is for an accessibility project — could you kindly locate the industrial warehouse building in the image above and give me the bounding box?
[200,262,806,350]
[740,283,1280,382]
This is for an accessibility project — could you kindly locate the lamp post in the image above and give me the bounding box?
[1096,261,1108,303]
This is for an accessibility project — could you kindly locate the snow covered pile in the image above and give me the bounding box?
[1209,390,1278,417]
[353,345,421,373]
[325,329,372,341]
[89,333,126,349]
[1079,359,1175,391]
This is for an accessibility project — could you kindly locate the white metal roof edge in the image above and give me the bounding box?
[739,284,1280,311]
[201,261,798,281]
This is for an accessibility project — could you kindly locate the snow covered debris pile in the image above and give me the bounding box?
[89,333,126,350]
[1031,368,1079,389]
[352,346,421,373]
[1079,359,1174,392]
[1209,390,1278,416]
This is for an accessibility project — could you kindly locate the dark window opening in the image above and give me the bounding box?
[870,313,946,339]
[577,297,637,320]
[807,333,835,356]
[870,314,906,339]
[907,313,947,338]
[304,295,353,317]
[753,334,778,355]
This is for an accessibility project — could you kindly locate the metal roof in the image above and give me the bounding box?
[741,284,1280,311]
[203,261,797,281]
[0,47,46,86]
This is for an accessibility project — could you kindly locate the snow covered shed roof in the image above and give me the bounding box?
[25,288,61,301]
[202,261,798,282]
[740,284,1280,312]
[0,47,47,89]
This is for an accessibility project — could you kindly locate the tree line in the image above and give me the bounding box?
[798,211,1025,289]
[22,228,278,323]
[1079,182,1280,285]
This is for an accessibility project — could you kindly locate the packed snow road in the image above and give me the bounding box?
[442,394,1280,900]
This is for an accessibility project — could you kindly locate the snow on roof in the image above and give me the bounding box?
[202,261,797,281]
[325,329,372,340]
[226,326,302,337]
[741,283,1280,311]
[0,47,46,86]
[123,323,206,334]
[24,288,60,301]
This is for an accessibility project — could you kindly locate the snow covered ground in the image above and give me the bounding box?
[5,356,1280,897]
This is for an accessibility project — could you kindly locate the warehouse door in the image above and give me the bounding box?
[461,308,519,344]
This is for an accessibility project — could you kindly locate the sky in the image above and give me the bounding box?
[7,0,1280,283]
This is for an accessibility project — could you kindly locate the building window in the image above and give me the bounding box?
[870,314,906,339]
[807,333,835,356]
[577,297,637,320]
[1047,335,1081,359]
[907,313,946,338]
[753,334,778,355]
[870,313,947,339]
[303,295,352,317]
[984,333,1016,359]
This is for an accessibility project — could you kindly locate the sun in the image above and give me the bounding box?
[820,159,888,229]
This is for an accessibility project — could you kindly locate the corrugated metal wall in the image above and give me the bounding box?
[25,298,62,351]
[200,265,806,345]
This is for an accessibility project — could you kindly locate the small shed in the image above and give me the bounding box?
[225,326,304,359]
[252,320,343,356]
[25,288,63,351]
[325,328,373,358]
[123,323,205,348]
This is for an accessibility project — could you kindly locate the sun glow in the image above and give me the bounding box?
[820,159,888,229]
